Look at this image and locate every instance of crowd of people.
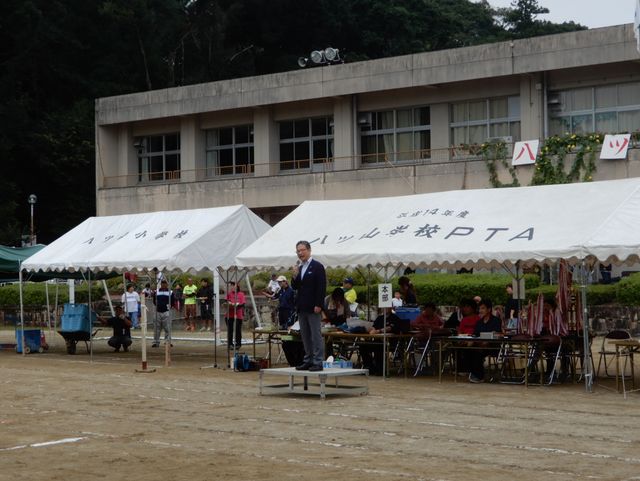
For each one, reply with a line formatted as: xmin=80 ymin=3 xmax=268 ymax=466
xmin=108 ymin=259 xmax=534 ymax=383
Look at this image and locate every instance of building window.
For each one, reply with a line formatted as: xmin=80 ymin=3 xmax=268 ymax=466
xmin=205 ymin=125 xmax=254 ymax=176
xmin=549 ymin=82 xmax=640 ymax=135
xmin=450 ymin=97 xmax=521 ymax=146
xmin=279 ymin=117 xmax=333 ymax=171
xmin=360 ymin=107 xmax=431 ymax=165
xmin=136 ymin=133 xmax=181 ymax=182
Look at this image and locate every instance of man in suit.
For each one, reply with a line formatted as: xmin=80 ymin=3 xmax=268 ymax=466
xmin=291 ymin=240 xmax=327 ymax=372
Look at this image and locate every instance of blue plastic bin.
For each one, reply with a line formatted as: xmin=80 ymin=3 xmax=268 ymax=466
xmin=395 ymin=307 xmax=421 ymax=321
xmin=60 ymin=303 xmax=97 ymax=333
xmin=16 ymin=329 xmax=41 ymax=354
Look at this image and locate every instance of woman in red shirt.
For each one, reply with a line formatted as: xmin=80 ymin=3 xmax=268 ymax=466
xmin=226 ymin=281 xmax=246 ymax=350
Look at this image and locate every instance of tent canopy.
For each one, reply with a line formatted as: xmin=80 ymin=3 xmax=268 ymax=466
xmin=235 ymin=177 xmax=640 ymax=270
xmin=0 ymin=244 xmax=45 ymax=281
xmin=22 ymin=205 xmax=270 ymax=275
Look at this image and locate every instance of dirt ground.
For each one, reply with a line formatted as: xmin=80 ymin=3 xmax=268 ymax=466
xmin=1 ymin=328 xmax=640 ymax=481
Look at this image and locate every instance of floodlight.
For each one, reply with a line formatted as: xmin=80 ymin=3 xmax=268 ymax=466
xmin=324 ymin=47 xmax=339 ymax=62
xmin=297 ymin=57 xmax=308 ymax=68
xmin=310 ymin=50 xmax=324 ymax=64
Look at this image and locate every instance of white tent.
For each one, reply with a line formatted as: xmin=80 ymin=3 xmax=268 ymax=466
xmin=235 ymin=177 xmax=640 ymax=270
xmin=22 ymin=205 xmax=270 ymax=274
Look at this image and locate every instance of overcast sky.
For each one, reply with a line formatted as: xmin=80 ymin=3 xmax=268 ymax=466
xmin=477 ymin=0 xmax=637 ymax=29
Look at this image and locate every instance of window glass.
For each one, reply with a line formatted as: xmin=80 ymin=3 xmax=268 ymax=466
xmin=490 ymin=122 xmax=509 ymax=138
xmin=280 ymin=121 xmax=294 ymax=140
xmin=509 ymin=121 xmax=521 ymax=142
xmin=468 ymin=125 xmax=486 ymax=144
xmin=165 ymin=153 xmax=180 ymax=173
xmin=618 ymin=110 xmax=640 ymax=132
xmin=206 ymin=130 xmax=219 ymax=148
xmin=396 ymin=109 xmax=412 ymax=128
xmin=468 ymin=101 xmax=486 ymax=121
xmin=508 ymin=96 xmax=521 ymax=118
xmin=618 ymin=82 xmax=640 ymax=105
xmin=451 ymin=103 xmax=466 ymax=123
xmin=219 ymin=128 xmax=233 ymax=146
xmin=294 ymin=141 xmax=309 ymax=161
xmin=396 ymin=132 xmax=413 ymax=161
xmin=149 ymin=136 xmax=163 ymax=153
xmin=595 ymin=112 xmax=617 ymax=132
xmin=451 ymin=126 xmax=467 ymax=145
xmin=313 ymin=139 xmax=327 ymax=160
xmin=415 ymin=131 xmax=430 ymax=152
xmin=571 ymin=114 xmax=592 ymax=134
xmin=294 ymin=119 xmax=309 ymax=138
xmin=378 ymin=111 xmax=394 ymax=130
xmin=206 ymin=151 xmax=217 ymax=176
xmin=150 ymin=156 xmax=164 ymax=181
xmin=235 ymin=125 xmax=249 ymax=144
xmin=235 ymin=147 xmax=250 ymax=173
xmin=311 ymin=118 xmax=327 ymax=136
xmin=595 ymin=85 xmax=617 ymax=109
xmin=572 ymin=88 xmax=592 ymax=111
xmin=165 ymin=134 xmax=179 ymax=151
xmin=549 ymin=117 xmax=569 ymax=136
xmin=490 ymin=98 xmax=508 ymax=119
xmin=414 ymin=107 xmax=430 ymax=126
xmin=280 ymin=143 xmax=294 ymax=168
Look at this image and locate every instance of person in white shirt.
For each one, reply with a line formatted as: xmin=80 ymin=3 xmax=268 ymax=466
xmin=391 ymin=291 xmax=403 ymax=312
xmin=262 ymin=273 xmax=281 ymax=298
xmin=121 ymin=284 xmax=141 ymax=329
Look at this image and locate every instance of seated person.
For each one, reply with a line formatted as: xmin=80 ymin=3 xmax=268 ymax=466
xmin=322 ymin=287 xmax=352 ymax=326
xmin=342 ymin=277 xmax=358 ymax=314
xmin=444 ymin=306 xmax=461 ymax=331
xmin=262 ymin=273 xmax=281 ymax=298
xmin=457 ymin=299 xmax=480 ymax=335
xmin=101 ymin=306 xmax=132 ymax=353
xmin=411 ymin=302 xmax=443 ymax=331
xmin=468 ymin=298 xmax=502 ymax=383
xmin=359 ymin=308 xmax=403 ymax=376
xmin=391 ymin=291 xmax=403 ymax=312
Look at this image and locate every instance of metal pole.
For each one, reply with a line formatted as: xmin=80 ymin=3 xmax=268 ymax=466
xmin=30 ymin=203 xmax=34 ymax=246
xmin=45 ymin=280 xmax=51 ymax=340
xmin=245 ymin=271 xmax=260 ymax=328
xmin=88 ymin=269 xmax=93 ymax=363
xmin=19 ymin=267 xmax=25 ymax=356
xmin=102 ymin=280 xmax=114 ymax=316
xmin=581 ymin=259 xmax=593 ymax=393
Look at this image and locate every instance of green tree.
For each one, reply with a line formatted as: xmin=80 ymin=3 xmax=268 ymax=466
xmin=496 ymin=0 xmax=586 ymax=38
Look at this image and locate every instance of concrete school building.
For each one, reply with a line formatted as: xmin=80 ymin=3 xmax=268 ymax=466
xmin=95 ymin=24 xmax=640 ymax=224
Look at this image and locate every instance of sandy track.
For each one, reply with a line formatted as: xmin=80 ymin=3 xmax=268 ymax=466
xmin=1 ymin=333 xmax=639 ymax=481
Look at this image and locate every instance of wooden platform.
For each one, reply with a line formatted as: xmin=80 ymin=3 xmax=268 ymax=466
xmin=258 ymin=367 xmax=369 ymax=400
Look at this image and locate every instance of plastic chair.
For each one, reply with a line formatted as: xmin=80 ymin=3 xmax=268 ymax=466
xmin=596 ymin=330 xmax=632 ymax=378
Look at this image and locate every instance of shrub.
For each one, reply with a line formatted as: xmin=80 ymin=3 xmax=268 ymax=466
xmin=0 ymin=282 xmax=104 ymax=307
xmin=616 ymin=273 xmax=640 ymax=306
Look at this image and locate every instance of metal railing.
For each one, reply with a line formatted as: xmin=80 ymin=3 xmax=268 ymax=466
xmin=100 ymin=145 xmax=491 ymax=189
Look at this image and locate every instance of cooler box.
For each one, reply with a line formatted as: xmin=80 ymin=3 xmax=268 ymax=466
xmin=16 ymin=329 xmax=42 ymax=354
xmin=395 ymin=307 xmax=421 ymax=321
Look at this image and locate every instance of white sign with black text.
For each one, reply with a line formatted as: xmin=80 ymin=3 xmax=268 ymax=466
xmin=378 ymin=283 xmax=393 ymax=308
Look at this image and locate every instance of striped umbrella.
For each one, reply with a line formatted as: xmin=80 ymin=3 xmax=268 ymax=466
xmin=533 ymin=292 xmax=545 ymax=335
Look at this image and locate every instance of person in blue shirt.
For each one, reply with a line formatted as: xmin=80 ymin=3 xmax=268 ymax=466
xmin=274 ymin=275 xmax=295 ymax=329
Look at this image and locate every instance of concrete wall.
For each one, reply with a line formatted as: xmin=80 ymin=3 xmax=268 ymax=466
xmin=96 ymin=148 xmax=640 ymax=216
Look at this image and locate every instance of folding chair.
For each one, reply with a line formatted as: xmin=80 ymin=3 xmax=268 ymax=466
xmin=596 ymin=330 xmax=631 ymax=378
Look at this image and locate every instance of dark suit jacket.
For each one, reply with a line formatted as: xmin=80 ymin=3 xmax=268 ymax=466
xmin=291 ymin=258 xmax=327 ymax=313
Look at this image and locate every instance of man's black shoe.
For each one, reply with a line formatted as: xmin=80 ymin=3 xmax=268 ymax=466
xmin=295 ymin=363 xmax=312 ymax=370
xmin=308 ymin=364 xmax=323 ymax=372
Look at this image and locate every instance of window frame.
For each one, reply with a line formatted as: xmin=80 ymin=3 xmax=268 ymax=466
xmin=204 ymin=124 xmax=255 ymax=177
xmin=359 ymin=106 xmax=431 ymax=166
xmin=136 ymin=133 xmax=181 ymax=183
xmin=278 ymin=117 xmax=334 ymax=171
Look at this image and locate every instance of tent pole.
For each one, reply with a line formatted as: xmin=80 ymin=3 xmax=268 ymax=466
xmin=580 ymin=259 xmax=593 ymax=393
xmin=19 ymin=266 xmax=25 ymax=356
xmin=102 ymin=280 xmax=114 ymax=316
xmin=45 ymin=280 xmax=51 ymax=340
xmin=88 ymin=269 xmax=93 ymax=363
xmin=383 ymin=267 xmax=389 ymax=380
xmin=245 ymin=271 xmax=260 ymax=328
xmin=54 ymin=282 xmax=59 ymax=331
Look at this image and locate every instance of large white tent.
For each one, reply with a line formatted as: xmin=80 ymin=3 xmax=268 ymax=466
xmin=235 ymin=177 xmax=640 ymax=270
xmin=236 ymin=177 xmax=640 ymax=392
xmin=22 ymin=205 xmax=270 ymax=275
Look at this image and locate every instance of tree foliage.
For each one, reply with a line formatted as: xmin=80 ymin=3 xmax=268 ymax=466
xmin=0 ymin=0 xmax=585 ymax=245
